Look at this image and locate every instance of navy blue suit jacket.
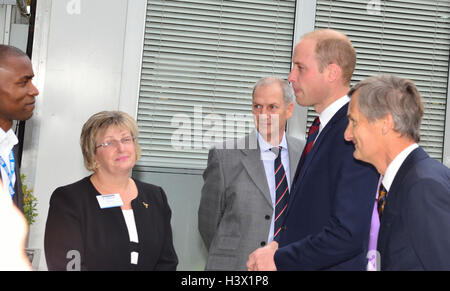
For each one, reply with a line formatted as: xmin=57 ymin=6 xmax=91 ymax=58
xmin=274 ymin=103 xmax=379 ymax=270
xmin=377 ymin=147 xmax=450 ymax=270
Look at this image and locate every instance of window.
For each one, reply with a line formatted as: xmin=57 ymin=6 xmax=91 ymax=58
xmin=136 ymin=0 xmax=296 ymax=172
xmin=310 ymin=0 xmax=450 ymax=161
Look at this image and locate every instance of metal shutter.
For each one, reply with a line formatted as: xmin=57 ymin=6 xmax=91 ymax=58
xmin=136 ymin=0 xmax=296 ymax=171
xmin=310 ymin=0 xmax=450 ymax=161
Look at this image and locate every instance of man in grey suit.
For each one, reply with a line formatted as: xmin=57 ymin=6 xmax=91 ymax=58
xmin=198 ymin=76 xmax=303 ymax=270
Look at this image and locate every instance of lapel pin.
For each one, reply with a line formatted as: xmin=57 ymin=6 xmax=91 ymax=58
xmin=142 ymin=202 xmax=149 ymax=208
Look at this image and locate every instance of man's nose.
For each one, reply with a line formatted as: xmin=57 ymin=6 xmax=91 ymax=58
xmin=287 ymin=70 xmax=294 ymax=83
xmin=344 ymin=124 xmax=353 ymax=142
xmin=29 ymin=82 xmax=39 ymax=97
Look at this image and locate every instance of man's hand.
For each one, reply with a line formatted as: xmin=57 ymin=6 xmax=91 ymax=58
xmin=247 ymin=241 xmax=278 ymax=271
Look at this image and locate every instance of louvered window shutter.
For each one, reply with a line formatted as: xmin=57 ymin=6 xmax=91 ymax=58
xmin=310 ymin=0 xmax=450 ymax=161
xmin=136 ymin=0 xmax=296 ymax=171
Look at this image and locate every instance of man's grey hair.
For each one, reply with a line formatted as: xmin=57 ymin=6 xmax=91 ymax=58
xmin=349 ymin=74 xmax=424 ymax=142
xmin=252 ymin=76 xmax=294 ymax=105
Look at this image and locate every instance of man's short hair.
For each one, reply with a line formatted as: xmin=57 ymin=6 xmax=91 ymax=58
xmin=252 ymin=76 xmax=294 ymax=105
xmin=349 ymin=74 xmax=424 ymax=142
xmin=0 ymin=45 xmax=28 ymax=67
xmin=302 ymin=29 xmax=356 ymax=85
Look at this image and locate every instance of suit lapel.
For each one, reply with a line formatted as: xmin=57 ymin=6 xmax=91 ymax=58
xmin=287 ymin=104 xmax=349 ymax=215
xmin=14 ymin=158 xmax=23 ymax=211
xmin=379 ymin=147 xmax=427 ymax=230
xmin=10 ymin=146 xmax=23 ymax=211
xmin=378 ymin=147 xmax=428 ymax=256
xmin=386 ymin=147 xmax=427 ymax=198
xmin=286 ymin=136 xmax=301 ymax=185
xmin=291 ymin=104 xmax=348 ymax=196
xmin=240 ymin=134 xmax=303 ymax=209
xmin=240 ymin=136 xmax=273 ymax=208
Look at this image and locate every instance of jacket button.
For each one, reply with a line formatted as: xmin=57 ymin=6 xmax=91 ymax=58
xmin=260 ymin=241 xmax=266 ymax=246
xmin=265 ymin=215 xmax=270 ymax=220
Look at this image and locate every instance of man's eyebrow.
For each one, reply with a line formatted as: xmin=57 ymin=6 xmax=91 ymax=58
xmin=17 ymin=74 xmax=34 ymax=81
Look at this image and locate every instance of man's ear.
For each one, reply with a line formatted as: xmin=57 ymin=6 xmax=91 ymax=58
xmin=286 ymin=101 xmax=294 ymax=119
xmin=381 ymin=114 xmax=395 ymax=135
xmin=325 ymin=63 xmax=342 ymax=83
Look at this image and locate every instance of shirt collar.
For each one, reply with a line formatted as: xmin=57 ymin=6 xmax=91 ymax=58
xmin=382 ymin=143 xmax=419 ymax=191
xmin=0 ymin=127 xmax=18 ymax=153
xmin=257 ymin=131 xmax=288 ymax=156
xmin=319 ymin=95 xmax=350 ymax=132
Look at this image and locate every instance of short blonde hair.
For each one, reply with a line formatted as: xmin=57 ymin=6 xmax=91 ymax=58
xmin=302 ymin=29 xmax=356 ymax=85
xmin=80 ymin=111 xmax=141 ymax=171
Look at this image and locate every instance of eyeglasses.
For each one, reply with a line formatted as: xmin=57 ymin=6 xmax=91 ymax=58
xmin=96 ymin=136 xmax=136 ymax=149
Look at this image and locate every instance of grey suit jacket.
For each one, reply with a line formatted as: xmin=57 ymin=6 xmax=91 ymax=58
xmin=198 ymin=132 xmax=303 ymax=270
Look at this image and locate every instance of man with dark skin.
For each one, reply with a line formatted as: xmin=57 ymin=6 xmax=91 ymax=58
xmin=0 ymin=45 xmax=39 ymax=210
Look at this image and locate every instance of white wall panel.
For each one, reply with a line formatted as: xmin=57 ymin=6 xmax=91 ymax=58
xmin=24 ymin=0 xmax=129 ymax=270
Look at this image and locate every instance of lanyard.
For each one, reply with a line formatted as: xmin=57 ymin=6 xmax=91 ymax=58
xmin=0 ymin=150 xmax=15 ymax=198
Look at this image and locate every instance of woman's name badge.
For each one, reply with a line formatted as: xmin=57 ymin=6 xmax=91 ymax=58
xmin=96 ymin=194 xmax=124 ymax=209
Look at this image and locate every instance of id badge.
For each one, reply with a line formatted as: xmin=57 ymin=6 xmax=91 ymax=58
xmin=96 ymin=194 xmax=124 ymax=209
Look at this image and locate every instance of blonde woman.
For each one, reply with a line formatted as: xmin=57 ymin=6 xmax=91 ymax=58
xmin=44 ymin=111 xmax=178 ymax=270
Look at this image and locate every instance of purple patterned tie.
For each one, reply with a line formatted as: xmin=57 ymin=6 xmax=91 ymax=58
xmin=377 ymin=184 xmax=387 ymax=218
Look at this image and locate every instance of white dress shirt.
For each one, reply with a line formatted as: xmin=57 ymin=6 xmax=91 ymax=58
xmin=122 ymin=209 xmax=139 ymax=264
xmin=0 ymin=128 xmax=18 ymax=201
xmin=257 ymin=131 xmax=290 ymax=243
xmin=318 ymin=95 xmax=351 ymax=137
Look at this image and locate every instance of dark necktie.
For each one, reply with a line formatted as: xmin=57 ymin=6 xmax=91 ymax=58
xmin=293 ymin=117 xmax=321 ymax=184
xmin=272 ymin=146 xmax=289 ymax=239
xmin=377 ymin=183 xmax=387 ymax=218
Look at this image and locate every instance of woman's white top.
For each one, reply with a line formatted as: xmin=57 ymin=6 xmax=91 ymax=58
xmin=122 ymin=209 xmax=139 ymax=265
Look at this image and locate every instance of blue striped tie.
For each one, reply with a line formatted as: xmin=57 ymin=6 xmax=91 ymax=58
xmin=272 ymin=146 xmax=289 ymax=239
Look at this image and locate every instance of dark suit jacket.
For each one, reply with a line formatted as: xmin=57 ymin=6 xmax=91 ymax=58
xmin=274 ymin=103 xmax=379 ymax=270
xmin=0 ymin=146 xmax=24 ymax=211
xmin=377 ymin=147 xmax=450 ymax=270
xmin=44 ymin=176 xmax=178 ymax=271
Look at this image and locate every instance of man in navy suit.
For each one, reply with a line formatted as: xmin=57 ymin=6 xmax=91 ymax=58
xmin=344 ymin=74 xmax=450 ymax=270
xmin=247 ymin=29 xmax=379 ymax=271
